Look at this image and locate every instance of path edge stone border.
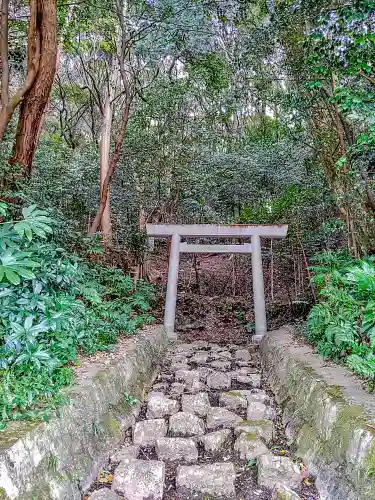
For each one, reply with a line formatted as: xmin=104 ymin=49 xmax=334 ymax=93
xmin=0 ymin=325 xmax=168 ymax=500
xmin=260 ymin=326 xmax=375 ymax=500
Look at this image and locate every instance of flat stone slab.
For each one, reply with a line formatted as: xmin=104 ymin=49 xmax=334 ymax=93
xmin=146 ymin=392 xmax=180 ymax=418
xmin=216 ymin=350 xmax=232 ymax=359
xmin=112 ymin=458 xmax=165 ymax=499
xmin=247 ymin=401 xmax=276 ymax=421
xmin=235 ymin=348 xmax=252 ymax=362
xmin=169 ymin=382 xmax=186 ymax=397
xmin=236 ymin=374 xmax=261 ymax=388
xmin=209 ymin=360 xmax=231 ymax=371
xmin=200 ymin=429 xmax=232 ymax=454
xmin=234 ymin=420 xmax=274 ymax=444
xmin=190 ymin=340 xmax=210 ymax=349
xmin=155 ymin=437 xmax=198 ymax=463
xmin=169 ymin=412 xmax=205 ymax=437
xmin=182 ymin=392 xmax=210 ymax=417
xmin=170 ymin=362 xmax=190 ymax=372
xmin=272 ymin=484 xmax=302 ymax=500
xmin=173 ymin=343 xmax=195 ymax=353
xmin=175 ymin=369 xmax=200 ymax=385
xmin=197 ymin=366 xmax=215 ymax=382
xmin=247 ymin=389 xmax=273 ymax=405
xmin=169 ymin=355 xmax=189 ymax=365
xmin=133 ymin=419 xmax=167 ymax=446
xmin=189 ymin=380 xmax=207 ymax=394
xmin=211 ymin=351 xmax=231 ymax=360
xmin=176 ymin=462 xmax=236 ymax=499
xmin=234 ymin=433 xmax=269 ymax=460
xmin=206 ymin=407 xmax=243 ymax=430
xmin=257 ymin=454 xmax=301 ymax=491
xmin=111 ymin=444 xmax=139 ymax=463
xmin=219 ymin=391 xmax=248 ymax=411
xmin=207 ymin=372 xmax=231 ymax=390
xmin=152 ymin=382 xmax=169 ymax=392
xmin=90 ymin=490 xmax=121 ymax=500
xmin=190 ymin=352 xmax=209 ymax=364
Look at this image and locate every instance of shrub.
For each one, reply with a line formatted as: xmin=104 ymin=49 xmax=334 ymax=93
xmin=0 ymin=203 xmax=153 ymax=427
xmin=305 ymin=250 xmax=375 ymax=385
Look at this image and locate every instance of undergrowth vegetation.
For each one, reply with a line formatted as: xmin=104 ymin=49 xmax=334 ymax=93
xmin=305 ymin=251 xmax=375 ymax=386
xmin=0 ymin=204 xmax=153 ymax=427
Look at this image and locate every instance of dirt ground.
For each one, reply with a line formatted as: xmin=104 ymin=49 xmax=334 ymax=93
xmin=149 ymin=249 xmax=311 ymax=344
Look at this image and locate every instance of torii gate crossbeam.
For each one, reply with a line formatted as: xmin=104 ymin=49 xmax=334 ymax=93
xmin=146 ymin=224 xmax=288 ymax=343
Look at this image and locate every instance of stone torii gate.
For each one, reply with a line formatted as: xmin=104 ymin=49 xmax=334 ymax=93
xmin=146 ymin=224 xmax=288 ymax=342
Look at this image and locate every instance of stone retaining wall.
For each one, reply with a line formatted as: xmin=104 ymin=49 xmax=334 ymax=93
xmin=260 ymin=326 xmax=375 ymax=500
xmin=0 ymin=326 xmax=168 ymax=500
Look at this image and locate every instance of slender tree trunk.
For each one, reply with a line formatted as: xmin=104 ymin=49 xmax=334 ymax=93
xmin=89 ymin=102 xmax=130 ymax=235
xmin=99 ymin=93 xmax=114 ymax=240
xmin=0 ymin=0 xmax=9 ymax=108
xmin=9 ymin=0 xmax=57 ymax=175
xmin=0 ymin=0 xmax=40 ymax=143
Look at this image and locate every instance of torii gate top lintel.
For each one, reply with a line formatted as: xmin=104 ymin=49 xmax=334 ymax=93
xmin=146 ymin=223 xmax=288 ymax=343
xmin=146 ymin=223 xmax=288 ymax=238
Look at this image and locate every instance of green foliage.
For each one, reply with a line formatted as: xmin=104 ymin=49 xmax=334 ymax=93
xmin=306 ymin=1 xmax=375 ymax=165
xmin=305 ymin=251 xmax=375 ymax=383
xmin=190 ymin=53 xmax=230 ymax=92
xmin=0 ymin=204 xmax=154 ymax=427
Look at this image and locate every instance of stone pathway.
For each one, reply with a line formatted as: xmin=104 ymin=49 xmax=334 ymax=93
xmin=88 ymin=341 xmax=318 ymax=500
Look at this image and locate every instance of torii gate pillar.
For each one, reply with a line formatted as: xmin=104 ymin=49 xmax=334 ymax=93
xmin=164 ymin=233 xmax=181 ymax=339
xmin=146 ymin=224 xmax=288 ymax=342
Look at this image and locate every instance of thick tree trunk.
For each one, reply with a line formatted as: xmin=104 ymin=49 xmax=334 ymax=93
xmin=9 ymin=0 xmax=57 ymax=175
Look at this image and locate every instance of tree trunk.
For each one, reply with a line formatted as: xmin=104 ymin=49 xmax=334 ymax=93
xmin=99 ymin=93 xmax=114 ymax=240
xmin=89 ymin=101 xmax=130 ymax=235
xmin=9 ymin=0 xmax=57 ymax=175
xmin=0 ymin=0 xmax=40 ymax=143
xmin=0 ymin=0 xmax=9 ymax=108
xmin=276 ymin=11 xmax=375 ymax=255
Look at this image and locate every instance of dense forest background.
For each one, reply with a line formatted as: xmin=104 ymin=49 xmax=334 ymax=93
xmin=0 ymin=0 xmax=375 ymax=424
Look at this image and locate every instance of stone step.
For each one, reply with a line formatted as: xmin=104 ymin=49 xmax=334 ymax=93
xmin=132 ymin=419 xmax=167 ymax=446
xmin=112 ymin=458 xmax=165 ymax=499
xmin=169 ymin=411 xmax=205 ymax=437
xmin=87 ymin=340 xmax=311 ymax=500
xmin=181 ymin=392 xmax=211 ymax=416
xmin=146 ymin=391 xmax=180 ymax=418
xmin=257 ymin=454 xmax=302 ymax=491
xmin=155 ymin=437 xmax=198 ymax=463
xmin=89 ymin=490 xmax=120 ymax=500
xmin=176 ymin=462 xmax=236 ymax=499
xmin=206 ymin=406 xmax=243 ymax=431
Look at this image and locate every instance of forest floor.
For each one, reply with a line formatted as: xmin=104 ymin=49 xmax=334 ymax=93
xmin=149 ymin=250 xmax=311 ymax=343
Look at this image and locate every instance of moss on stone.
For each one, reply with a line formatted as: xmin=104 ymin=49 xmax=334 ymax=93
xmin=225 ymin=392 xmax=243 ymax=398
xmin=0 ymin=488 xmax=10 ymax=500
xmin=0 ymin=421 xmax=40 ymax=451
xmin=100 ymin=412 xmax=121 ymax=437
xmin=274 ymin=491 xmax=289 ymax=500
xmin=244 ymin=433 xmax=258 ymax=440
xmin=326 ymin=385 xmax=344 ymax=400
xmin=239 ymin=419 xmax=272 ymax=427
xmin=94 ymin=370 xmax=107 ymax=380
xmin=332 ymin=404 xmax=366 ymax=459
